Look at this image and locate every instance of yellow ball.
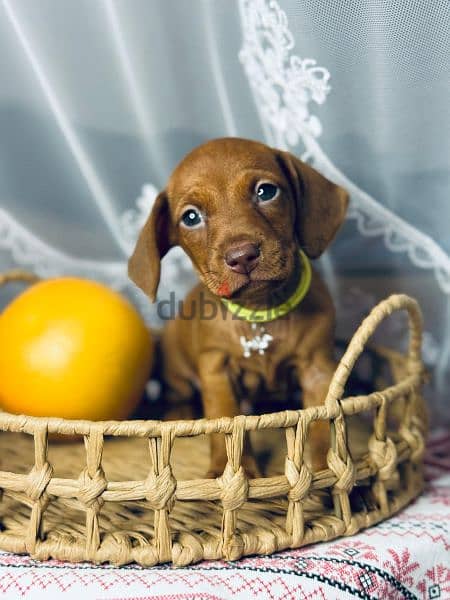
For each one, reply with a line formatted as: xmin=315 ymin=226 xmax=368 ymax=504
xmin=0 ymin=278 xmax=153 ymax=421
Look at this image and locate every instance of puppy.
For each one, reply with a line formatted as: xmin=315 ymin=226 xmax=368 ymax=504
xmin=129 ymin=138 xmax=348 ymax=477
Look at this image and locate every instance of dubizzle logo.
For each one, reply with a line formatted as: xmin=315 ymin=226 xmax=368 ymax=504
xmin=156 ymin=291 xmax=283 ymax=322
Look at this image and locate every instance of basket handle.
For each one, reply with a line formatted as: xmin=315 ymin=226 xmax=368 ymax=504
xmin=0 ymin=269 xmax=40 ymax=289
xmin=325 ymin=293 xmax=423 ymax=413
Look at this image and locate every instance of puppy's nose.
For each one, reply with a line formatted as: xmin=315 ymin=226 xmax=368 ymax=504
xmin=225 ymin=243 xmax=260 ymax=274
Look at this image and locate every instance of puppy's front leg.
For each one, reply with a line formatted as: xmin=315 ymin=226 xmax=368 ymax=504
xmin=199 ymin=351 xmax=258 ymax=478
xmin=297 ymin=350 xmax=337 ymax=472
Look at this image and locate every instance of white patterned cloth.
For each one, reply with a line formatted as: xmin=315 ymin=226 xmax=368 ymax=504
xmin=0 ymin=430 xmax=449 ymax=600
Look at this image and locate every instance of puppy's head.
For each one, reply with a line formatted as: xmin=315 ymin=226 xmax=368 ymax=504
xmin=129 ymin=138 xmax=348 ymax=302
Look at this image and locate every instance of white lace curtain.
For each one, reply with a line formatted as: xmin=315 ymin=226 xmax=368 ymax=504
xmin=1 ymin=0 xmax=449 ymax=422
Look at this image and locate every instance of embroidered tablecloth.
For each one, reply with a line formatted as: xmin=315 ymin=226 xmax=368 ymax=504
xmin=1 ymin=431 xmax=449 ymax=600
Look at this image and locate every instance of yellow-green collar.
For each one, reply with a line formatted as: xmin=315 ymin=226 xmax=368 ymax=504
xmin=221 ymin=250 xmax=312 ymax=323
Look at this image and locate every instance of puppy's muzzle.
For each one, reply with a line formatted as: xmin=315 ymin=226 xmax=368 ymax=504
xmin=225 ymin=242 xmax=260 ymax=275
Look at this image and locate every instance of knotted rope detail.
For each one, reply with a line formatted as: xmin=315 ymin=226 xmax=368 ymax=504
xmin=78 ymin=467 xmax=107 ymax=510
xmin=26 ymin=462 xmax=53 ymax=502
xmin=368 ymin=435 xmax=398 ymax=481
xmin=285 ymin=457 xmax=312 ymax=502
xmin=327 ymin=449 xmax=356 ymax=493
xmin=145 ymin=466 xmax=177 ymax=511
xmin=400 ymin=423 xmax=425 ymax=463
xmin=219 ymin=464 xmax=249 ymax=511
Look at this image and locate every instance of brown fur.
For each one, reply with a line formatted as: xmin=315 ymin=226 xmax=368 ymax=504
xmin=129 ymin=138 xmax=349 ymax=476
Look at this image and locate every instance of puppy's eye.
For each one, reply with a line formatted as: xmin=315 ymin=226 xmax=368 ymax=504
xmin=256 ymin=182 xmax=279 ymax=203
xmin=181 ymin=207 xmax=204 ymax=228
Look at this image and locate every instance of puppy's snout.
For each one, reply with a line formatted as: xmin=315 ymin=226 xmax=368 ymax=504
xmin=225 ymin=242 xmax=260 ymax=274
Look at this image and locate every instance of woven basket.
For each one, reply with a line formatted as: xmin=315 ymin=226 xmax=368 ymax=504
xmin=0 ymin=271 xmax=427 ymax=567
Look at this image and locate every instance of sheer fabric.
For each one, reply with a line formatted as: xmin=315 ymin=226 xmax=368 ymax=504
xmin=1 ymin=0 xmax=449 ymax=420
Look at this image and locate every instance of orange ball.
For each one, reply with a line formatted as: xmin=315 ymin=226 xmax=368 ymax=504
xmin=0 ymin=278 xmax=153 ymax=421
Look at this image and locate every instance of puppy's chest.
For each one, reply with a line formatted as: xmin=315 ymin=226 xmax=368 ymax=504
xmin=224 ymin=319 xmax=300 ymax=386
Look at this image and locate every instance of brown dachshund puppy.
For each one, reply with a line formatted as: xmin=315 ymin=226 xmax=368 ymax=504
xmin=129 ymin=138 xmax=348 ymax=477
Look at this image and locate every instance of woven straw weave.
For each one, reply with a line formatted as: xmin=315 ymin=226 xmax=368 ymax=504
xmin=0 ymin=271 xmax=427 ymax=567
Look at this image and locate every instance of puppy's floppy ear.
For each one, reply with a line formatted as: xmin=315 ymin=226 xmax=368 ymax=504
xmin=276 ymin=151 xmax=349 ymax=258
xmin=128 ymin=191 xmax=174 ymax=302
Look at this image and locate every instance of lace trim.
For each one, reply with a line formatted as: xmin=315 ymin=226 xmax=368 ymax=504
xmin=238 ymin=0 xmax=450 ymax=295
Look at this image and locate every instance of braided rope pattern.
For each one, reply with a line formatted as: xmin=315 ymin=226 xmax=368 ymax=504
xmin=0 ymin=272 xmax=428 ymax=566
